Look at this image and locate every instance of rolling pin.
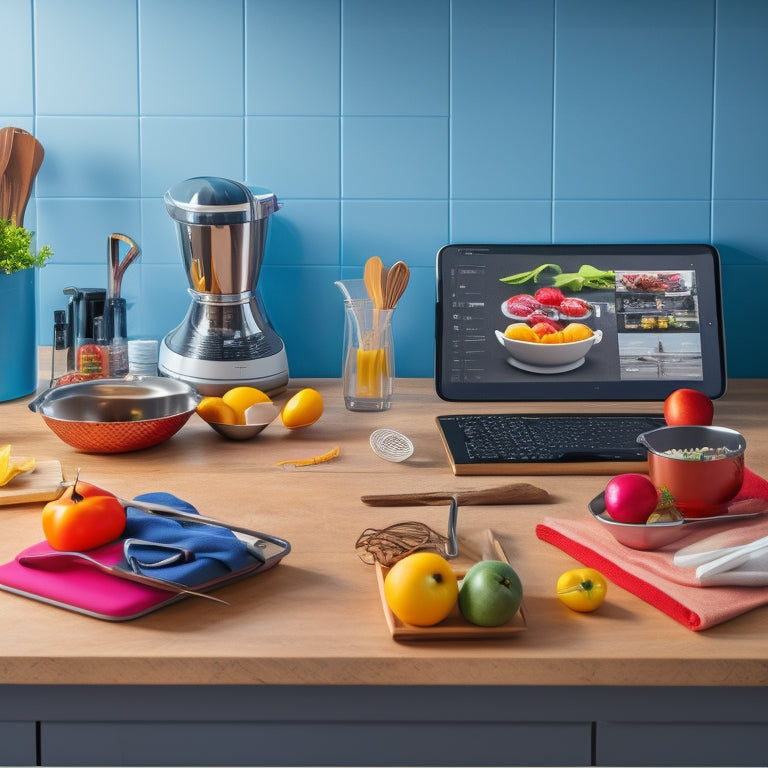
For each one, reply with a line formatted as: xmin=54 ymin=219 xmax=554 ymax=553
xmin=361 ymin=482 xmax=549 ymax=507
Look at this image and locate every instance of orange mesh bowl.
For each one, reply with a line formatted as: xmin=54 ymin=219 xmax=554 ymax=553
xmin=41 ymin=411 xmax=194 ymax=453
xmin=31 ymin=376 xmax=200 ymax=454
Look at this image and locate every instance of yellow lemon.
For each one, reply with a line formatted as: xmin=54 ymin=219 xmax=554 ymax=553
xmin=222 ymin=386 xmax=272 ymax=424
xmin=504 ymin=323 xmax=539 ymax=343
xmin=280 ymin=388 xmax=324 ymax=429
xmin=196 ymin=396 xmax=237 ymax=425
xmin=561 ymin=323 xmax=594 ymax=343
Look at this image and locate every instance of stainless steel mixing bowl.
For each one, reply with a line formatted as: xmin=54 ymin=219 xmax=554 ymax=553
xmin=30 ymin=376 xmax=200 ymax=453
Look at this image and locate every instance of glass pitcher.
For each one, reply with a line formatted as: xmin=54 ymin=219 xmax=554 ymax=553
xmin=336 ymin=280 xmax=394 ymax=411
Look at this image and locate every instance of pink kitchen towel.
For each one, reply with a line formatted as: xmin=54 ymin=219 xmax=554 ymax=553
xmin=536 ymin=468 xmax=768 ymax=630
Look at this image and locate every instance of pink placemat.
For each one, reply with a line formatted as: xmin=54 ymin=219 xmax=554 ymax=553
xmin=536 ymin=468 xmax=768 ymax=630
xmin=0 ymin=539 xmax=178 ymax=620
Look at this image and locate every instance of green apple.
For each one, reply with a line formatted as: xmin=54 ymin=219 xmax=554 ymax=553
xmin=458 ymin=560 xmax=523 ymax=627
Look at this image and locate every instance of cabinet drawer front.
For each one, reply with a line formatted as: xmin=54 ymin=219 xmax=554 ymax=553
xmin=597 ymin=722 xmax=768 ymax=766
xmin=42 ymin=721 xmax=591 ymax=766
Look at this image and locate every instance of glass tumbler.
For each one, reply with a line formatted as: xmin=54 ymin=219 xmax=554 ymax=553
xmin=341 ymin=298 xmax=394 ymax=411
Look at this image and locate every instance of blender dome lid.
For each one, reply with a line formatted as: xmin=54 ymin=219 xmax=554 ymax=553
xmin=164 ymin=177 xmax=278 ymax=225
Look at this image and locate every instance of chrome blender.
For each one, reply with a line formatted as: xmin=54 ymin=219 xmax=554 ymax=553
xmin=158 ymin=177 xmax=289 ymax=395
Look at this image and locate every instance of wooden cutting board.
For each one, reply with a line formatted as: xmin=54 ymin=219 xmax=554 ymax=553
xmin=0 ymin=460 xmax=64 ymax=506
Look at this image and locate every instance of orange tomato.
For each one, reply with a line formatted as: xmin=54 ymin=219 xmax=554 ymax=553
xmin=42 ymin=480 xmax=125 ymax=551
xmin=280 ymin=388 xmax=324 ymax=429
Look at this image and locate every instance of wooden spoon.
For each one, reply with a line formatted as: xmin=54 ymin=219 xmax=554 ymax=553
xmin=383 ymin=260 xmax=410 ymax=309
xmin=363 ymin=255 xmax=385 ymax=309
xmin=0 ymin=128 xmax=44 ymax=226
xmin=0 ymin=127 xmax=17 ymax=220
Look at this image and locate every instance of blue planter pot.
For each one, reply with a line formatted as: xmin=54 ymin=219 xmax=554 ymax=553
xmin=0 ymin=269 xmax=37 ymax=402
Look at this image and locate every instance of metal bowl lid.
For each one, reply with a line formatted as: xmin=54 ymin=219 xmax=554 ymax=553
xmin=164 ymin=177 xmax=278 ymax=225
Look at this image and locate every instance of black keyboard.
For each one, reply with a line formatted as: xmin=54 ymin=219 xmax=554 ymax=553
xmin=438 ymin=413 xmax=666 ymax=464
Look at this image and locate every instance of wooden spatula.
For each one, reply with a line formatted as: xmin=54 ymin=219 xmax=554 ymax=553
xmin=0 ymin=127 xmax=44 ymax=226
xmin=361 ymin=482 xmax=550 ymax=506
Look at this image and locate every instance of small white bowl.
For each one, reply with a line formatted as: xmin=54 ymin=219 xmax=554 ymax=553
xmin=495 ymin=329 xmax=602 ymax=367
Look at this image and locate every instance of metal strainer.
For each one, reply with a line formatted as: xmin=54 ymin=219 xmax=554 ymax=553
xmin=369 ymin=429 xmax=414 ymax=462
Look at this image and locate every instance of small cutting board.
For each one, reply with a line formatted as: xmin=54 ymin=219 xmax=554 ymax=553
xmin=0 ymin=460 xmax=64 ymax=506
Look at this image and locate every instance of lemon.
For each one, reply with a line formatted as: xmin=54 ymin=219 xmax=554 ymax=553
xmin=222 ymin=386 xmax=272 ymax=424
xmin=196 ymin=396 xmax=237 ymax=425
xmin=280 ymin=388 xmax=324 ymax=429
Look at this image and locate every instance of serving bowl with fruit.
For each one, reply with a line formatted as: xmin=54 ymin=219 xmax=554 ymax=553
xmin=495 ymin=322 xmax=602 ymax=370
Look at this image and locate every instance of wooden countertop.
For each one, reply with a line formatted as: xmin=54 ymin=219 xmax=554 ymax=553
xmin=1 ymin=369 xmax=768 ymax=687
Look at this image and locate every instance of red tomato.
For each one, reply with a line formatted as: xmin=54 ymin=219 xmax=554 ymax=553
xmin=604 ymin=473 xmax=659 ymax=524
xmin=533 ymin=287 xmax=565 ymax=307
xmin=42 ymin=481 xmax=125 ymax=551
xmin=663 ymin=388 xmax=714 ymax=426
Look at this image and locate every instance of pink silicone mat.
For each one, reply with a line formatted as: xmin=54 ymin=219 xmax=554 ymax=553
xmin=0 ymin=540 xmax=180 ymax=620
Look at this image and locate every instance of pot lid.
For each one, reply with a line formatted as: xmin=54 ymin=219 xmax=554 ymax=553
xmin=164 ymin=177 xmax=278 ymax=225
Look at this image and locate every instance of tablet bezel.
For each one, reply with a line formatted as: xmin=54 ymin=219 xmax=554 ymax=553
xmin=435 ymin=243 xmax=727 ymax=402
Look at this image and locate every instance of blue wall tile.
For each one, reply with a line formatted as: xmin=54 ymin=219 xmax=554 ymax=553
xmin=342 ymin=117 xmax=449 ymax=199
xmin=451 ymin=201 xmax=552 ymax=244
xmin=35 ymin=0 xmax=137 ymax=115
xmin=140 ymin=117 xmax=244 ymax=196
xmin=139 ymin=0 xmax=244 ymax=116
xmin=451 ymin=0 xmax=554 ymax=199
xmin=554 ymin=201 xmax=712 ymax=243
xmin=555 ymin=0 xmax=715 ymax=200
xmin=35 ymin=117 xmax=139 ymax=197
xmin=341 ymin=201 xmax=448 ymax=269
xmin=713 ymin=0 xmax=768 ymax=199
xmin=342 ymin=0 xmax=449 ymax=116
xmin=15 ymin=0 xmax=768 ymax=380
xmin=246 ymin=0 xmax=340 ymax=116
xmin=268 ymin=200 xmax=340 ymax=267
xmin=2 ymin=0 xmax=34 ymax=115
xmin=246 ymin=117 xmax=339 ymax=198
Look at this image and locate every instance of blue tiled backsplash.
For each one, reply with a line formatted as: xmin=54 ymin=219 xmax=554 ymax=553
xmin=4 ymin=0 xmax=767 ymax=379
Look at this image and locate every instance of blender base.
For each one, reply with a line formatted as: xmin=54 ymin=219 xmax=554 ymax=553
xmin=158 ymin=338 xmax=289 ymax=397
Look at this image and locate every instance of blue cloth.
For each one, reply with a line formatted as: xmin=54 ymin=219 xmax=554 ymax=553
xmin=122 ymin=492 xmax=259 ymax=586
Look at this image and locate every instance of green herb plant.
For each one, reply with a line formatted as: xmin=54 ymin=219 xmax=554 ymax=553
xmin=500 ymin=263 xmax=615 ymax=291
xmin=0 ymin=217 xmax=54 ymax=275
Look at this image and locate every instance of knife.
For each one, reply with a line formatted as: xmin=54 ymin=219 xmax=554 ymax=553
xmin=361 ymin=482 xmax=550 ymax=507
xmin=18 ymin=551 xmax=230 ymax=604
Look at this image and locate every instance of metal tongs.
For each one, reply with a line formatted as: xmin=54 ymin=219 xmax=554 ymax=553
xmin=361 ymin=483 xmax=550 ymax=558
xmin=108 ymin=233 xmax=141 ymax=299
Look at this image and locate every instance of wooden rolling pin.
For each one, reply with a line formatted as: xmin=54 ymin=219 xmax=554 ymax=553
xmin=361 ymin=482 xmax=549 ymax=507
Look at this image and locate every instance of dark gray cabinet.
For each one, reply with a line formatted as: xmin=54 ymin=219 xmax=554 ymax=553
xmin=3 ymin=685 xmax=768 ymax=767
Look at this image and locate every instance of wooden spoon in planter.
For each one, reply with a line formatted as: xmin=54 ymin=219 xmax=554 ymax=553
xmin=0 ymin=127 xmax=17 ymax=220
xmin=0 ymin=128 xmax=44 ymax=226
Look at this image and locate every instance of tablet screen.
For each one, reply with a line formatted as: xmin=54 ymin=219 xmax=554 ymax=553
xmin=436 ymin=244 xmax=726 ymax=402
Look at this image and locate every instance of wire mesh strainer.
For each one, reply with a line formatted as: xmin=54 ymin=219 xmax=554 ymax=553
xmin=369 ymin=429 xmax=414 ymax=462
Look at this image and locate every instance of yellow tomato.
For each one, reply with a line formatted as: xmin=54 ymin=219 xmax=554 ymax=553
xmin=384 ymin=552 xmax=458 ymax=627
xmin=556 ymin=568 xmax=607 ymax=613
xmin=196 ymin=396 xmax=237 ymax=425
xmin=280 ymin=388 xmax=324 ymax=429
xmin=222 ymin=386 xmax=272 ymax=424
